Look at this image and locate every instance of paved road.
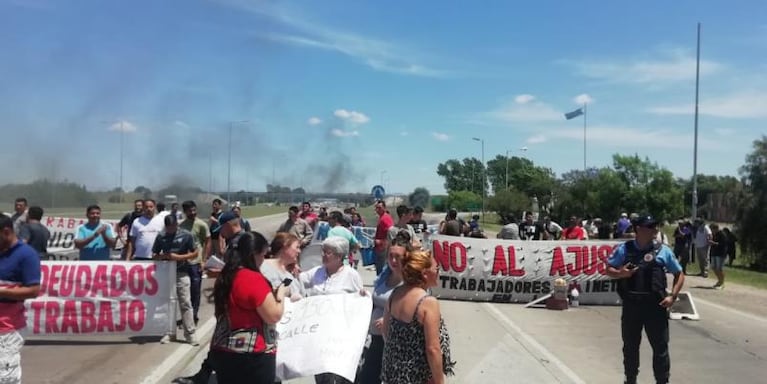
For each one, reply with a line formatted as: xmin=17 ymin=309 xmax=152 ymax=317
xmin=24 ymin=213 xmax=767 ymax=384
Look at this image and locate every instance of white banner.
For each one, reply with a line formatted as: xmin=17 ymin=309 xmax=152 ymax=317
xmin=426 ymin=235 xmax=623 ymax=305
xmin=276 ymin=293 xmax=372 ymax=382
xmin=25 ymin=261 xmax=175 ymax=337
xmin=41 ymin=216 xmax=123 ymax=258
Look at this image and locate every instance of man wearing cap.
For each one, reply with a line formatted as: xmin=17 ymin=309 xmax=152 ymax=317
xmin=606 ymin=215 xmax=685 ymax=384
xmin=153 ymin=215 xmax=199 ymax=345
xmin=615 ymin=213 xmax=631 ymax=239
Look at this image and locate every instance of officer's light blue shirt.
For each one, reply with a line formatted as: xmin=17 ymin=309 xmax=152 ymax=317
xmin=607 ymin=240 xmax=683 ymax=274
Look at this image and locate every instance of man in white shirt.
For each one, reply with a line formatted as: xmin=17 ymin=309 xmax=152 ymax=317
xmin=127 ymin=199 xmax=165 ymax=260
xmin=693 ymin=219 xmax=712 ymax=278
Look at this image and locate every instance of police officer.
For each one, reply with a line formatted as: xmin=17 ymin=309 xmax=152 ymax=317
xmin=606 ymin=215 xmax=685 ymax=384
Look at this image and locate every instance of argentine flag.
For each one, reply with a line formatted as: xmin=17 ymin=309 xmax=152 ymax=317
xmin=564 ymin=108 xmax=584 ymax=120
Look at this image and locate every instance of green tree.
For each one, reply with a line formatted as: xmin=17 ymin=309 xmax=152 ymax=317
xmin=436 ymin=157 xmax=485 ymax=194
xmin=736 ymin=136 xmax=767 ymax=270
xmin=556 ymin=167 xmax=625 ymax=220
xmin=133 ymin=186 xmax=152 ymax=199
xmin=408 ymin=187 xmax=431 ymax=208
xmin=612 ymin=154 xmax=683 ymax=220
xmin=446 ymin=190 xmax=481 ymax=211
xmin=487 ymin=188 xmax=530 ymax=223
xmin=486 ymin=154 xmax=557 ymax=207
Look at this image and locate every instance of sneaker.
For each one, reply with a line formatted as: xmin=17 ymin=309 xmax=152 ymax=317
xmin=202 ymin=273 xmax=208 ymax=279
xmin=186 ymin=334 xmax=200 ymax=346
xmin=712 ymin=282 xmax=721 ymax=288
xmin=160 ymin=335 xmax=171 ymax=344
xmin=715 ymin=283 xmax=725 ymax=290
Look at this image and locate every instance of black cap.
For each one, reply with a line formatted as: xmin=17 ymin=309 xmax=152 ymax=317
xmin=632 ymin=214 xmax=659 ymax=228
xmin=218 ymin=211 xmax=237 ymax=226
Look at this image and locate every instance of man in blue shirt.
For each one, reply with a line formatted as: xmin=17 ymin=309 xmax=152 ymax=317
xmin=0 ymin=214 xmax=41 ymax=383
xmin=74 ymin=205 xmax=117 ymax=261
xmin=607 ymin=215 xmax=685 ymax=384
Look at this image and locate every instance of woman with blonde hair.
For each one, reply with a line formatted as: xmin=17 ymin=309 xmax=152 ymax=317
xmin=260 ymin=232 xmax=305 ymax=301
xmin=381 ymin=249 xmax=455 ymax=384
xmin=356 ymin=231 xmax=411 ymax=383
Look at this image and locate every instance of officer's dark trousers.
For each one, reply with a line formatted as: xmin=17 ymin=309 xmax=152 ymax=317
xmin=621 ymin=297 xmax=670 ymax=383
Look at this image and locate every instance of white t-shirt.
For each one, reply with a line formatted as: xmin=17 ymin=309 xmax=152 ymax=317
xmin=693 ymin=225 xmax=711 ymax=248
xmin=130 ymin=215 xmax=165 ymax=259
xmin=299 ymin=265 xmax=363 ymax=297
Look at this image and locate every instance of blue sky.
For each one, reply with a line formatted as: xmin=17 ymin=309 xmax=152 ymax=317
xmin=1 ymin=0 xmax=765 ymax=195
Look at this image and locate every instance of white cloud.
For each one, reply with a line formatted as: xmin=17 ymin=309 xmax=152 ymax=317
xmin=107 ymin=120 xmax=137 ymax=133
xmin=488 ymin=98 xmax=562 ymax=123
xmin=432 ymin=132 xmax=450 ymax=141
xmin=568 ymin=49 xmax=723 ymax=84
xmin=526 ymin=134 xmax=547 ymax=144
xmin=573 ymin=94 xmax=594 ymax=105
xmin=235 ymin=2 xmax=450 ymax=78
xmin=174 ymin=120 xmax=190 ymax=129
xmin=334 ymin=109 xmax=370 ymax=124
xmin=307 ymin=117 xmax=322 ymax=125
xmin=648 ymin=91 xmax=767 ymax=118
xmin=546 ymin=125 xmax=721 ymax=150
xmin=330 ymin=129 xmax=359 ymax=137
xmin=514 ymin=94 xmax=536 ymax=104
xmin=714 ymin=128 xmax=735 ymax=136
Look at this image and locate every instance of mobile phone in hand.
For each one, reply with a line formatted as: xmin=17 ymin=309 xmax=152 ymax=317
xmin=625 ymin=263 xmax=637 ymax=270
xmin=282 ymin=278 xmax=293 ymax=287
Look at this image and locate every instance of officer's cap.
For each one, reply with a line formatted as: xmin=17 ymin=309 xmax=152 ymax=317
xmin=632 ymin=214 xmax=659 ymax=228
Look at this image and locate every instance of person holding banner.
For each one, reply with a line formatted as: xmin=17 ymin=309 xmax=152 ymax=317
xmin=382 ymin=249 xmax=455 ymax=384
xmin=210 ymin=231 xmax=288 ymax=384
xmin=357 ymin=231 xmax=410 ymax=384
xmin=74 ymin=205 xmax=117 ymax=261
xmin=300 ymin=236 xmax=364 ymax=384
xmin=0 ymin=214 xmax=41 ymax=383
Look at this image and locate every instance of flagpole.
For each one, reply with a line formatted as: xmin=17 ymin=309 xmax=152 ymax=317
xmin=691 ymin=22 xmax=701 ymax=221
xmin=583 ymin=103 xmax=587 ymax=171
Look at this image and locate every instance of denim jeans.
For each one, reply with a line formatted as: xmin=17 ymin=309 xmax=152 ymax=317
xmin=188 ymin=264 xmax=202 ymax=323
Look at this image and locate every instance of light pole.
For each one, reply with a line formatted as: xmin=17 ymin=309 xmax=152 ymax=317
xmin=380 ymin=170 xmax=387 ymax=187
xmin=228 ymin=120 xmax=250 ymax=205
xmin=506 ymin=146 xmax=529 ymax=190
xmin=103 ymin=120 xmax=126 ymax=203
xmin=472 ymin=137 xmax=485 ymax=222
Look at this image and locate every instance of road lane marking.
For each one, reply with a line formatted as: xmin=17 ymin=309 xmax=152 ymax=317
xmin=482 ymin=303 xmax=586 ymax=384
xmin=139 ymin=316 xmax=217 ymax=384
xmin=693 ymin=297 xmax=767 ymax=326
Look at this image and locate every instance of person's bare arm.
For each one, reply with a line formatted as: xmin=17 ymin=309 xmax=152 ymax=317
xmin=257 ymin=284 xmax=288 ymax=324
xmin=660 ymin=272 xmax=685 ymax=308
xmin=0 ymin=285 xmax=40 ymax=300
xmin=420 ymin=297 xmax=445 ymax=384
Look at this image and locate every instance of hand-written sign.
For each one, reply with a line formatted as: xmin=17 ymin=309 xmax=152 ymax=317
xmin=427 ymin=235 xmax=623 ymax=305
xmin=275 ymin=293 xmax=372 ymax=382
xmin=25 ymin=261 xmax=174 ymax=337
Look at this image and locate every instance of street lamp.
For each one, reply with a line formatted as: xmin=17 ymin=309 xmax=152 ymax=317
xmin=472 ymin=137 xmax=485 ymax=222
xmin=228 ymin=120 xmax=250 ymax=205
xmin=506 ymin=146 xmax=529 ymax=190
xmin=103 ymin=120 xmax=126 ymax=203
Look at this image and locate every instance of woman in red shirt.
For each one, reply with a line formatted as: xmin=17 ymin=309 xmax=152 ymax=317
xmin=210 ymin=231 xmax=289 ymax=384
